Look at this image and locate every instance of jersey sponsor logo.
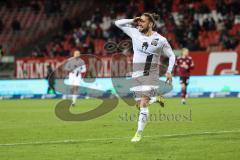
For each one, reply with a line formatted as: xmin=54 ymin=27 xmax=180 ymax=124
xmin=142 ymin=42 xmax=148 ymax=51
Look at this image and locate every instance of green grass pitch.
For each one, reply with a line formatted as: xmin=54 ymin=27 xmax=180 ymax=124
xmin=0 ymin=98 xmax=240 ymax=160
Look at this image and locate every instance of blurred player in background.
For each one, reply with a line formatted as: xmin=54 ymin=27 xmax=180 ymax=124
xmin=175 ymin=48 xmax=194 ymax=104
xmin=64 ymin=50 xmax=86 ymax=106
xmin=115 ymin=13 xmax=175 ymax=142
xmin=0 ymin=45 xmax=4 ymax=58
xmin=46 ymin=64 xmax=56 ymax=94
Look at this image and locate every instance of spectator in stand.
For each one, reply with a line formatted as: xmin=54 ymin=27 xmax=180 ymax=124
xmin=187 ymin=39 xmax=201 ymax=51
xmin=174 ymin=23 xmax=187 ymax=48
xmin=0 ymin=23 xmax=3 ymax=35
xmin=95 ymin=24 xmax=103 ymax=39
xmin=203 ymin=18 xmax=210 ymax=31
xmin=224 ymin=12 xmax=235 ymax=30
xmin=44 ymin=0 xmax=51 ymax=17
xmin=36 ymin=0 xmax=240 ymax=56
xmin=219 ymin=30 xmax=238 ymax=50
xmin=0 ymin=45 xmax=4 ymax=57
xmin=87 ymin=39 xmax=95 ymax=54
xmin=72 ymin=28 xmax=81 ymax=45
xmin=11 ymin=19 xmax=21 ymax=33
xmin=31 ymin=0 xmax=41 ymax=14
xmin=63 ymin=18 xmax=73 ymax=34
xmin=197 ymin=2 xmax=210 ymax=14
xmin=231 ymin=0 xmax=240 ymax=14
xmin=52 ymin=0 xmax=62 ymax=15
xmin=44 ymin=0 xmax=62 ymax=17
xmin=190 ymin=20 xmax=200 ymax=38
xmin=31 ymin=49 xmax=39 ymax=57
xmin=216 ymin=19 xmax=225 ymax=31
xmin=0 ymin=18 xmax=3 ymax=34
xmin=100 ymin=14 xmax=112 ymax=39
xmin=208 ymin=17 xmax=216 ymax=31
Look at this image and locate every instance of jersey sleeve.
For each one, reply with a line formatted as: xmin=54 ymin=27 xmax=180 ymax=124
xmin=173 ymin=57 xmax=180 ymax=74
xmin=114 ymin=19 xmax=136 ymax=38
xmin=161 ymin=40 xmax=176 ymax=73
xmin=188 ymin=57 xmax=194 ymax=70
xmin=63 ymin=59 xmax=73 ymax=71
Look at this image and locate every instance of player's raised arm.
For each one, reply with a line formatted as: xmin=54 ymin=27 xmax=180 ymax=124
xmin=63 ymin=58 xmax=73 ymax=72
xmin=114 ymin=18 xmax=137 ymax=38
xmin=114 ymin=19 xmax=133 ymax=27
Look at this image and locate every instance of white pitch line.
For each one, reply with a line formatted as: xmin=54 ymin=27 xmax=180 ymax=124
xmin=0 ymin=129 xmax=239 ymax=147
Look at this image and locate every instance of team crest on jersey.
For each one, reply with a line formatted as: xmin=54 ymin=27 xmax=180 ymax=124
xmin=151 ymin=38 xmax=159 ymax=46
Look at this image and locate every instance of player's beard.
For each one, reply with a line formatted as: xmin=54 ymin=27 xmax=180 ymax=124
xmin=138 ymin=26 xmax=149 ymax=34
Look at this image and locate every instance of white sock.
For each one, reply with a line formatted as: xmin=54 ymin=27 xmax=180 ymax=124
xmin=72 ymin=95 xmax=78 ymax=104
xmin=137 ymin=107 xmax=149 ymax=133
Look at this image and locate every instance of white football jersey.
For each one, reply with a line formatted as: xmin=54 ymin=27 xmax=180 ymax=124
xmin=64 ymin=57 xmax=86 ymax=78
xmin=115 ymin=19 xmax=175 ymax=78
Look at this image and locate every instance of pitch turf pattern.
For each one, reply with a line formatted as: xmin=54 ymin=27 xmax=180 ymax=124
xmin=0 ymin=98 xmax=240 ymax=160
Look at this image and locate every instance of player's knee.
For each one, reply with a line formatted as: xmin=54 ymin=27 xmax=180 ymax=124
xmin=182 ymin=84 xmax=186 ymax=89
xmin=140 ymin=95 xmax=150 ymax=107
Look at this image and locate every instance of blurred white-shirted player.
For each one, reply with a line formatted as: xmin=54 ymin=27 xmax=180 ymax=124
xmin=65 ymin=50 xmax=86 ymax=106
xmin=115 ymin=13 xmax=175 ymax=142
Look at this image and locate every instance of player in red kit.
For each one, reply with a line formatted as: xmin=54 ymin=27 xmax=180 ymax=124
xmin=175 ymin=48 xmax=194 ymax=104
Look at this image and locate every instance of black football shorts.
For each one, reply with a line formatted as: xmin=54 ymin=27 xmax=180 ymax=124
xmin=180 ymin=76 xmax=189 ymax=85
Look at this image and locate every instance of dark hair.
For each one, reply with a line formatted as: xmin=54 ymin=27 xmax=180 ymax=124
xmin=142 ymin=12 xmax=160 ymax=30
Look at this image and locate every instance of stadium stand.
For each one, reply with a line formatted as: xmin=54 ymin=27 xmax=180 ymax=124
xmin=36 ymin=0 xmax=239 ymax=57
xmin=0 ymin=0 xmax=90 ymax=55
xmin=0 ymin=0 xmax=239 ymax=56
